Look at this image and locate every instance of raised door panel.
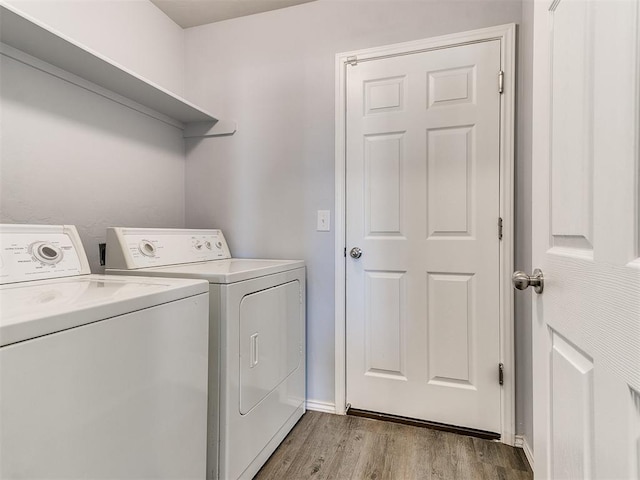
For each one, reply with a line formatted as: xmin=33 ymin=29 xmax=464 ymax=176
xmin=365 ymin=76 xmax=406 ymax=115
xmin=550 ymin=0 xmax=593 ymax=254
xmin=427 ymin=66 xmax=475 ymax=108
xmin=426 ymin=126 xmax=474 ymax=238
xmin=550 ymin=332 xmax=594 ymax=479
xmin=364 ymin=271 xmax=406 ymax=379
xmin=426 ymin=273 xmax=475 ymax=388
xmin=364 ymin=133 xmax=405 ymax=237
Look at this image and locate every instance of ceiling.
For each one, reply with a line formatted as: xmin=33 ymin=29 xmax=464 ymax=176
xmin=150 ymin=0 xmax=317 ymax=28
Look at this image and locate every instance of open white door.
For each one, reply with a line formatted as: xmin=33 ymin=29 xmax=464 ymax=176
xmin=530 ymin=0 xmax=640 ymax=478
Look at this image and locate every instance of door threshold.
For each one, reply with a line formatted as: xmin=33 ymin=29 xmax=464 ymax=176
xmin=346 ymin=407 xmax=501 ymax=441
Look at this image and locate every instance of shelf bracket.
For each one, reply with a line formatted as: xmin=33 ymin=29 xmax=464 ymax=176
xmin=183 ymin=120 xmax=238 ymax=138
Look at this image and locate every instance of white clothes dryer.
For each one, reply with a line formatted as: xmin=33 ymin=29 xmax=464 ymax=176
xmin=105 ymin=227 xmax=306 ymax=480
xmin=0 ymin=224 xmax=210 ymax=479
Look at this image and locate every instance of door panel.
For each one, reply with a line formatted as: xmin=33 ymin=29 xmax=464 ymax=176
xmin=531 ymin=0 xmax=640 ymax=477
xmin=364 ymin=133 xmax=404 ymax=236
xmin=427 ymin=272 xmax=475 ymax=387
xmin=364 ymin=271 xmax=406 ymax=378
xmin=346 ymin=40 xmax=502 ymax=433
xmin=427 ymin=126 xmax=474 ymax=237
xmin=550 ymin=0 xmax=594 ymax=252
xmin=550 ymin=332 xmax=594 ymax=480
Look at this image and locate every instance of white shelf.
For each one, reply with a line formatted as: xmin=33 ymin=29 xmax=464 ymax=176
xmin=0 ymin=4 xmax=236 ymax=136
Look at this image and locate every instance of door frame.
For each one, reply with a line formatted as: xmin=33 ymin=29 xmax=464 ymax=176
xmin=333 ymin=23 xmax=517 ymax=444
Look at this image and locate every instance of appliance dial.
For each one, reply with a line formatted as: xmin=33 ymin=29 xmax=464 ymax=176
xmin=32 ymin=242 xmax=63 ymax=265
xmin=205 ymin=241 xmax=212 ymax=250
xmin=194 ymin=241 xmax=204 ymax=251
xmin=138 ymin=240 xmax=156 ymax=257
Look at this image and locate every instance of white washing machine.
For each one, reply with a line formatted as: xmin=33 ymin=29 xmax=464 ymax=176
xmin=0 ymin=224 xmax=210 ymax=479
xmin=105 ymin=227 xmax=306 ymax=480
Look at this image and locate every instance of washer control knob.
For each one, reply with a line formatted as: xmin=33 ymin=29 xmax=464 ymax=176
xmin=194 ymin=242 xmax=204 ymax=250
xmin=138 ymin=240 xmax=156 ymax=257
xmin=32 ymin=242 xmax=63 ymax=265
xmin=205 ymin=241 xmax=212 ymax=250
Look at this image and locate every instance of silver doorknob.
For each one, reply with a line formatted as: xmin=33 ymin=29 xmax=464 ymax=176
xmin=512 ymin=269 xmax=544 ymax=294
xmin=349 ymin=247 xmax=363 ymax=259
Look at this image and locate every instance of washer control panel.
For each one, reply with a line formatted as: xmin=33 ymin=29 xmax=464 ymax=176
xmin=106 ymin=228 xmax=231 ymax=269
xmin=0 ymin=225 xmax=89 ymax=284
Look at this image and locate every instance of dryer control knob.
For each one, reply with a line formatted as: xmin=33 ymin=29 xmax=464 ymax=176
xmin=138 ymin=240 xmax=156 ymax=257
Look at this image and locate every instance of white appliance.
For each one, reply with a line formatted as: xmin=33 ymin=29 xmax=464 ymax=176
xmin=105 ymin=227 xmax=306 ymax=480
xmin=0 ymin=224 xmax=210 ymax=479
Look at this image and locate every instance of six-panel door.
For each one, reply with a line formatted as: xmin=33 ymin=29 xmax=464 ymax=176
xmin=345 ymin=40 xmax=503 ymax=433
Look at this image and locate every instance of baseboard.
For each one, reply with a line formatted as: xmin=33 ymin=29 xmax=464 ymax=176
xmin=514 ymin=435 xmax=534 ymax=473
xmin=305 ymin=399 xmax=336 ymax=414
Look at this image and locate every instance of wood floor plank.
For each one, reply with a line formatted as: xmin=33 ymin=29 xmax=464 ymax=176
xmin=348 ymin=427 xmax=390 ymax=480
xmin=403 ymin=423 xmax=437 ymax=479
xmin=321 ymin=427 xmax=365 ymax=479
xmin=265 ymin=412 xmax=349 ymax=479
xmin=253 ymin=412 xmax=533 ymax=480
xmin=253 ymin=411 xmax=321 ymax=479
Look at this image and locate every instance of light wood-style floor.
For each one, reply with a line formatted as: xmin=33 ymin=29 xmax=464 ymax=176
xmin=254 ymin=411 xmax=532 ymax=480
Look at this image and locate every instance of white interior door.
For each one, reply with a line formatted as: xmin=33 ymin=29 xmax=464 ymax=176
xmin=345 ymin=40 xmax=503 ymax=433
xmin=531 ymin=0 xmax=640 ymax=478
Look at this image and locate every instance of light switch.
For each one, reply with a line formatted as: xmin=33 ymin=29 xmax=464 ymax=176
xmin=317 ymin=210 xmax=331 ymax=231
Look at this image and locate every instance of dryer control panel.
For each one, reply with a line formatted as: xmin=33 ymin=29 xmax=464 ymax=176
xmin=106 ymin=227 xmax=232 ymax=270
xmin=0 ymin=224 xmax=90 ymax=285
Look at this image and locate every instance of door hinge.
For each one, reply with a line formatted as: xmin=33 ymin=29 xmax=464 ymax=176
xmin=498 ymin=70 xmax=504 ymax=94
xmin=498 ymin=217 xmax=503 ymax=240
xmin=499 ymin=363 xmax=504 ymax=385
xmin=346 ymin=56 xmax=358 ymax=66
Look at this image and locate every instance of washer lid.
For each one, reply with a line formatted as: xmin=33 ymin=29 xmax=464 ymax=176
xmin=0 ymin=275 xmax=208 ymax=347
xmin=108 ymin=258 xmax=305 ymax=284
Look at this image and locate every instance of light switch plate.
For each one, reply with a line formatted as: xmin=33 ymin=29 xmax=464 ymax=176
xmin=317 ymin=210 xmax=330 ymax=231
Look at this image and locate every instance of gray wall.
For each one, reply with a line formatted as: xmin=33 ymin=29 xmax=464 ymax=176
xmin=184 ymin=0 xmax=530 ymax=443
xmin=0 ymin=0 xmax=187 ymax=271
xmin=3 ymin=0 xmax=186 ymax=95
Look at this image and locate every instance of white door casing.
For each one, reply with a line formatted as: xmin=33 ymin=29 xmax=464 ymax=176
xmin=335 ymin=24 xmax=516 ymax=442
xmin=531 ymin=0 xmax=640 ymax=478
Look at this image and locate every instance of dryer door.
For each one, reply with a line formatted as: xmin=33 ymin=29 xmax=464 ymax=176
xmin=239 ymin=280 xmax=302 ymax=414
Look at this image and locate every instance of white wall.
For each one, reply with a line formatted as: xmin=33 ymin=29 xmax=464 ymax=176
xmin=0 ymin=0 xmax=187 ymax=270
xmin=184 ymin=0 xmax=527 ymax=427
